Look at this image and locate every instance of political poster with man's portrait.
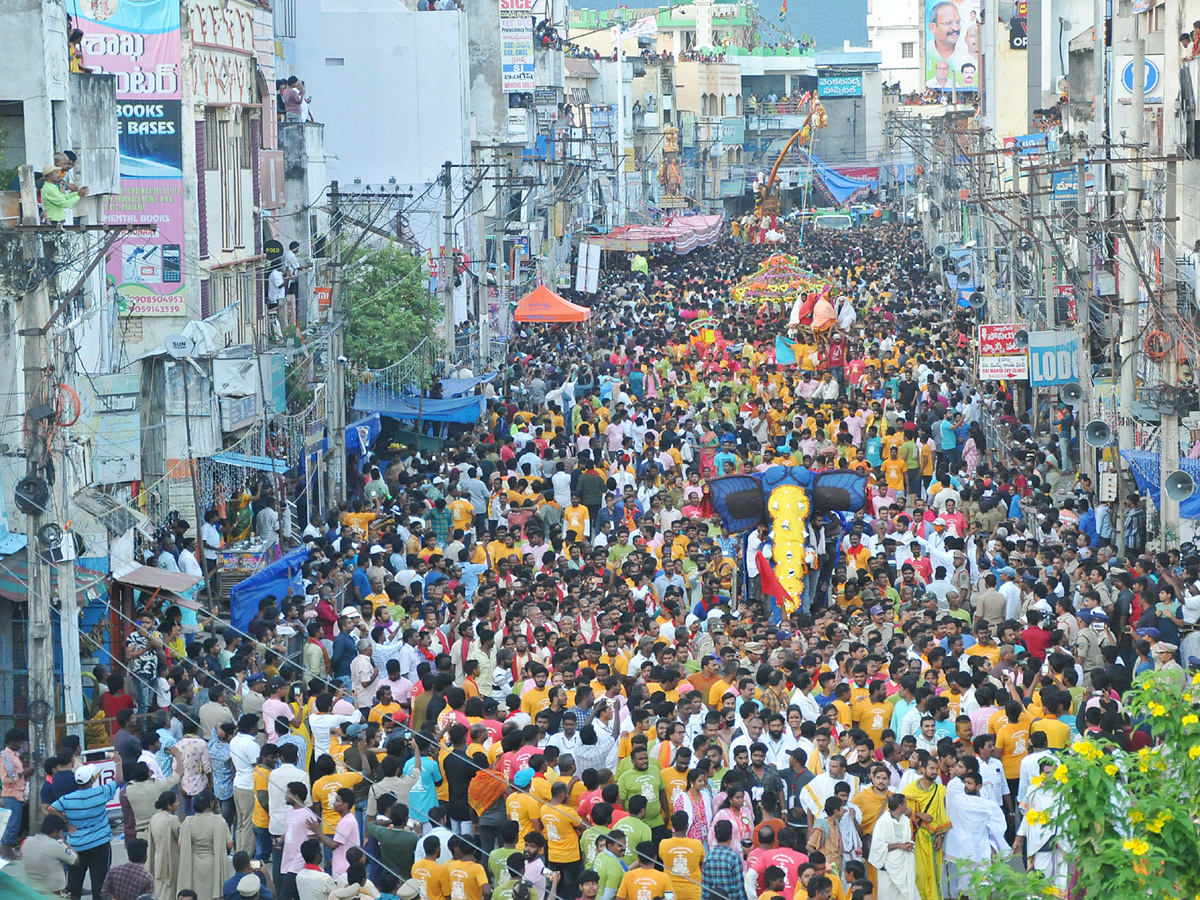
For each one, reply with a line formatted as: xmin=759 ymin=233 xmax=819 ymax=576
xmin=925 ymin=0 xmax=981 ymax=91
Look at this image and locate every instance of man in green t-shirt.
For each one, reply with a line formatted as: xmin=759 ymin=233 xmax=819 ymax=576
xmin=612 ymin=795 xmax=653 ymax=866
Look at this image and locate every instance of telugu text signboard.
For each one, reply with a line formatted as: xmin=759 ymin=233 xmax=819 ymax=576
xmin=500 ymin=0 xmax=535 ymax=93
xmin=978 ymin=323 xmax=1029 ymax=380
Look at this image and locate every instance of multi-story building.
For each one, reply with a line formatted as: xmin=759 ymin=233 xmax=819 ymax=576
xmin=866 ymin=0 xmax=922 ymax=94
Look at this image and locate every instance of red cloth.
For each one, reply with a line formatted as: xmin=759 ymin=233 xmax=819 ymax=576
xmin=756 ymin=550 xmax=792 ymax=608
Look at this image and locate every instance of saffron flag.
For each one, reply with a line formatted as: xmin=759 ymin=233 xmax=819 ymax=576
xmin=757 ymin=549 xmax=793 ymax=608
xmin=774 ymin=334 xmax=797 ymax=365
xmin=779 ymin=0 xmax=787 ymax=21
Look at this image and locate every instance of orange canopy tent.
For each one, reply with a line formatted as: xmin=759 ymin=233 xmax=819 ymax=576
xmin=513 ymin=285 xmax=591 ymax=322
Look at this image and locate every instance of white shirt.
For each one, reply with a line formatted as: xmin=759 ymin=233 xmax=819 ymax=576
xmin=762 ymin=732 xmax=799 ymax=769
xmin=200 ymin=522 xmax=221 ymax=560
xmin=268 ymin=269 xmax=285 ymax=304
xmin=398 ymin=642 xmax=422 ymax=681
xmin=978 ymin=756 xmax=1008 ymax=808
xmin=179 ymin=549 xmax=203 ymax=577
xmin=790 ymin=688 xmax=821 ymax=723
xmin=267 ymin=763 xmax=310 ymax=835
xmin=308 ymin=710 xmax=363 ymax=756
xmin=229 ymin=733 xmax=261 ymax=790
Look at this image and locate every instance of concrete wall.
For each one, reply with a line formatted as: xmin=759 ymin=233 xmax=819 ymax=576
xmin=295 ymin=0 xmax=469 ymax=182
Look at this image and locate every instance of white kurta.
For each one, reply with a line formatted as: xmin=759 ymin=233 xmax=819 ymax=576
xmin=869 ymin=811 xmax=919 ymax=900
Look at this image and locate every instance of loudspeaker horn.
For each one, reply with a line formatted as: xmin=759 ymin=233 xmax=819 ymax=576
xmin=956 ymin=270 xmax=972 ymax=286
xmin=1084 ymin=420 xmax=1113 ymax=447
xmin=933 ymin=244 xmax=949 ymax=260
xmin=1013 ymin=329 xmax=1030 ymax=349
xmin=1165 ymin=470 xmax=1197 ymax=502
xmin=1061 ymin=382 xmax=1083 ymax=403
xmin=968 ymin=291 xmax=985 ymax=308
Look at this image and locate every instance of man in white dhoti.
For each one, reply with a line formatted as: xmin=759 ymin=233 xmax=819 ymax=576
xmin=869 ymin=794 xmax=919 ymax=900
xmin=800 ymin=755 xmax=860 ymax=831
xmin=1013 ymin=758 xmax=1068 ymax=897
xmin=944 ymin=771 xmax=1009 ymax=898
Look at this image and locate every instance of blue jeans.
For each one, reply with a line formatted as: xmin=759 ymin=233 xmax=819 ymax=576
xmin=0 ymin=796 xmax=22 ymax=846
xmin=254 ymin=825 xmax=273 ymax=863
xmin=131 ymin=673 xmax=156 ymax=714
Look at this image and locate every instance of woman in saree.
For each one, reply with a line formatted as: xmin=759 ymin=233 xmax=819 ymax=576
xmin=672 ymin=767 xmax=714 ymax=848
xmin=227 ymin=481 xmax=258 ymax=542
xmin=176 ymin=790 xmax=233 ymax=900
xmin=147 ymin=790 xmax=181 ymax=900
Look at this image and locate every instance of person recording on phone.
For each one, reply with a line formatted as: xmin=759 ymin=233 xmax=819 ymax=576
xmin=224 ymin=850 xmax=274 ymax=900
xmin=368 ymin=735 xmax=423 ymax=824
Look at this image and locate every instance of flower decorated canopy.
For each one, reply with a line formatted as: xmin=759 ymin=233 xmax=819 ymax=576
xmin=729 ymin=253 xmax=833 ymax=304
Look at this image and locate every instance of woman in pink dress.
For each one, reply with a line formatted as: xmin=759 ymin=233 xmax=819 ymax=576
xmin=708 ymin=786 xmax=755 ymax=847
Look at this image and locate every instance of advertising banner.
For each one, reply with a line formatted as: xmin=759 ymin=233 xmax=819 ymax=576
xmin=817 ymin=75 xmax=863 ymax=98
xmin=925 ymin=0 xmax=980 ymax=92
xmin=79 ymin=0 xmax=185 ymax=317
xmin=978 ymin=323 xmax=1029 ymax=381
xmin=1027 ymin=330 xmax=1080 ymax=387
xmin=500 ymin=0 xmax=536 ymax=93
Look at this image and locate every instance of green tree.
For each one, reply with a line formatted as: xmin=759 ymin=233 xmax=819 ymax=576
xmin=966 ymin=669 xmax=1200 ymax=900
xmin=341 ymin=244 xmax=440 ymax=370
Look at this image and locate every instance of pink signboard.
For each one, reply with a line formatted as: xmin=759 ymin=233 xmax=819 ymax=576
xmin=79 ymin=0 xmax=186 ymax=316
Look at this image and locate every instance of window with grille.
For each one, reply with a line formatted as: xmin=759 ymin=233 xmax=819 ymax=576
xmin=901 ymin=43 xmax=915 ymax=59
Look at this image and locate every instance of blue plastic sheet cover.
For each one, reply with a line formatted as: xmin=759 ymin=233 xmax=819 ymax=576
xmin=346 ymin=413 xmax=382 ymax=451
xmin=354 ymin=384 xmax=487 ymax=423
xmin=230 ymin=545 xmax=309 ymax=631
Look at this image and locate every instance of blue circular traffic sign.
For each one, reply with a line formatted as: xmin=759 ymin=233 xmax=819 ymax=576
xmin=1121 ymin=58 xmax=1160 ymax=95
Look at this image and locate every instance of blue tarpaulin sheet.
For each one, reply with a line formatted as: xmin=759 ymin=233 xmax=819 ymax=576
xmin=230 ymin=545 xmax=308 ymax=631
xmin=346 ymin=413 xmax=382 ymax=452
xmin=1121 ymin=450 xmax=1200 ymax=519
xmin=799 ymin=150 xmax=877 ymax=205
xmin=402 ymin=373 xmax=497 ymax=399
xmin=354 ymin=384 xmax=486 ymax=423
xmin=209 ymin=452 xmax=289 ymax=474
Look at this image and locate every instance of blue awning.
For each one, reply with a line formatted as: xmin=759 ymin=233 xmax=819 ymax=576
xmin=354 ymin=383 xmax=486 ymax=424
xmin=208 ymin=452 xmax=290 ymax=473
xmin=346 ymin=413 xmax=382 ymax=453
xmin=1121 ymin=450 xmax=1200 ymax=519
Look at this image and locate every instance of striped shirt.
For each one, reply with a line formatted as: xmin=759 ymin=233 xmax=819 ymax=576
xmin=51 ymin=782 xmax=117 ymax=851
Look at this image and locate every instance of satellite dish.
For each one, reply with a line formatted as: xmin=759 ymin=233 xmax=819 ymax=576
xmin=164 ymin=334 xmax=193 ymax=359
xmin=933 ymin=245 xmax=949 ymax=260
xmin=968 ymin=292 xmax=985 ymax=308
xmin=1084 ymin=420 xmax=1113 ymax=447
xmin=1165 ymin=470 xmax=1197 ymax=502
xmin=1013 ymin=329 xmax=1030 ymax=349
xmin=956 ymin=271 xmax=972 ymax=286
xmin=1061 ymin=382 xmax=1083 ymax=404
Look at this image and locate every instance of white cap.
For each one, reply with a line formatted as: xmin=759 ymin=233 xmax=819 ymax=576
xmin=370 ymin=544 xmax=385 ymax=555
xmin=75 ymin=764 xmax=98 ymax=785
xmin=341 ymin=606 xmax=360 ymax=618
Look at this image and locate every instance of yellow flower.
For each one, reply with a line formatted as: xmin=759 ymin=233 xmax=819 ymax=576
xmin=1030 ymin=774 xmax=1044 ymax=788
xmin=1026 ymin=809 xmax=1040 ymax=825
xmin=1123 ymin=838 xmax=1150 ymax=856
xmin=1192 ymin=671 xmax=1200 ymax=685
xmin=1147 ymin=820 xmax=1163 ymax=834
xmin=1160 ymin=811 xmax=1172 ymax=823
xmin=1130 ymin=810 xmax=1145 ymax=824
xmin=1038 ymin=811 xmax=1052 ymax=825
xmin=1190 ymin=746 xmax=1200 ymax=761
xmin=1072 ymin=739 xmax=1093 ymax=755
xmin=1054 ymin=764 xmax=1069 ymax=784
xmin=1184 ymin=714 xmax=1199 ymax=727
xmin=1186 ymin=692 xmax=1194 ymax=703
xmin=1149 ymin=702 xmax=1167 ymax=717
xmin=1105 ymin=764 xmax=1119 ymax=776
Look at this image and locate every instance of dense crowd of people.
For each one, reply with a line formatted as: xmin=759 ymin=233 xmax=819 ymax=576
xmin=4 ymin=224 xmax=1173 ymax=900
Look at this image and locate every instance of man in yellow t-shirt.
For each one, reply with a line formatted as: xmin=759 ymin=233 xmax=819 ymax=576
xmin=449 ymin=491 xmax=475 ymax=535
xmin=994 ymin=701 xmax=1030 ymax=786
xmin=542 ymin=782 xmax=584 ymax=892
xmin=564 ymin=496 xmax=591 ymax=544
xmin=659 ymin=811 xmax=705 ymax=900
xmin=312 ymin=767 xmax=363 ymax=834
xmin=521 ymin=666 xmax=552 ymax=718
xmin=412 ymin=835 xmax=451 ymax=900
xmin=852 ymin=681 xmax=891 ymax=747
xmin=881 ymin=446 xmax=907 ymax=494
xmin=617 ymin=843 xmax=673 ymax=900
xmin=506 ymin=772 xmax=542 ymax=849
xmin=446 ymin=836 xmax=490 ymax=900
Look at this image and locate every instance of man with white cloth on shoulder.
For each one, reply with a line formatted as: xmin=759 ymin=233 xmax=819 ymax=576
xmin=944 ymin=768 xmax=1008 ymax=899
xmin=869 ymin=793 xmax=919 ymax=900
xmin=798 ymin=754 xmax=859 ymax=832
xmin=1013 ymin=756 xmax=1069 ymax=898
